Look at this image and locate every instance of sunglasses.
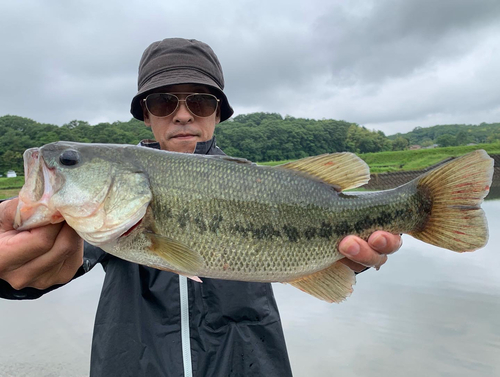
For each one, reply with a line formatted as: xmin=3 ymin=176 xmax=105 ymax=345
xmin=143 ymin=93 xmax=220 ymax=118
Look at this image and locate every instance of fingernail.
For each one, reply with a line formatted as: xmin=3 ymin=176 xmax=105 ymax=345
xmin=342 ymin=240 xmax=360 ymax=256
xmin=375 ymin=255 xmax=389 ymax=271
xmin=372 ymin=234 xmax=387 ymax=250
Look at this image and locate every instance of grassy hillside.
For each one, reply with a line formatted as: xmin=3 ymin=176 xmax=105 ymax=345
xmin=359 ymin=143 xmax=500 ymax=172
xmin=0 ymin=176 xmax=24 ymax=189
xmin=0 ymin=177 xmax=23 ymax=199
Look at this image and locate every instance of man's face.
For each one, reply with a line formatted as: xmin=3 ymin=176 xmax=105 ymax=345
xmin=142 ymin=84 xmax=221 ymax=153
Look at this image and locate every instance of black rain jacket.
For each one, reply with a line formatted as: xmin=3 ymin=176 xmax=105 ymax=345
xmin=0 ymin=138 xmax=293 ymax=377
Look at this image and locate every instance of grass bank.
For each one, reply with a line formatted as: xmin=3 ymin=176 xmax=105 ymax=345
xmin=0 ymin=176 xmax=24 ymax=200
xmin=358 ymin=143 xmax=500 ymax=173
xmin=260 ymin=143 xmax=500 ymax=173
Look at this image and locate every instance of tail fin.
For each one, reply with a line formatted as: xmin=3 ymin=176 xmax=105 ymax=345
xmin=411 ymin=150 xmax=494 ymax=252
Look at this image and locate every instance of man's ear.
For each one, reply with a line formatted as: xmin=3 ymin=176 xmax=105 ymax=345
xmin=141 ymin=101 xmax=151 ymax=127
xmin=215 ymin=106 xmax=221 ymax=125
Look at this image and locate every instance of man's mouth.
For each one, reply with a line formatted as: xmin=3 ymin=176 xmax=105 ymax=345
xmin=171 ymin=133 xmax=197 ymax=140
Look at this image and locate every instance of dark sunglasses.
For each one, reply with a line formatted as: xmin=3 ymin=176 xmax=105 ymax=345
xmin=143 ymin=93 xmax=220 ymax=118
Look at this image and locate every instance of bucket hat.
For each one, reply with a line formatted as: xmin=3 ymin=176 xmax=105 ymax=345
xmin=130 ymin=38 xmax=234 ymax=122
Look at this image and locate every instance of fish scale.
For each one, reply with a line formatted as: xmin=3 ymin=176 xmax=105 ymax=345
xmin=143 ymin=154 xmax=429 ymax=281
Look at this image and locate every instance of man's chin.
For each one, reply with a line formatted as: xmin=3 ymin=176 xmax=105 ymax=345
xmin=162 ymin=138 xmax=198 ymax=153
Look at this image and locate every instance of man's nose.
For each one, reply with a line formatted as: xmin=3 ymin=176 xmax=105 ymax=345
xmin=173 ymin=100 xmax=193 ymax=123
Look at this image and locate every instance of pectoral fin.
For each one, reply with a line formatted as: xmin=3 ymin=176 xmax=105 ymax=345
xmin=185 ymin=275 xmax=203 ymax=283
xmin=148 ymin=233 xmax=204 ymax=275
xmin=287 ymin=261 xmax=356 ymax=303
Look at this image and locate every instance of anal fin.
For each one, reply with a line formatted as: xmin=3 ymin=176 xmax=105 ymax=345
xmin=287 ymin=261 xmax=356 ymax=303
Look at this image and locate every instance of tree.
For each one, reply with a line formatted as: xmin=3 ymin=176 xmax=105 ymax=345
xmin=455 ymin=130 xmax=472 ymax=145
xmin=392 ymin=136 xmax=409 ymax=151
xmin=62 ymin=120 xmax=90 ymax=129
xmin=436 ymin=134 xmax=456 ymax=147
xmin=1 ymin=150 xmax=23 ymax=174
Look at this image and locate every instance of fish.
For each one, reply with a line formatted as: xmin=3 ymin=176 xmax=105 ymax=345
xmin=13 ymin=142 xmax=494 ymax=302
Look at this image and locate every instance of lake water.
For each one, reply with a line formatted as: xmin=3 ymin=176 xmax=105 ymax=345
xmin=1 ymin=200 xmax=499 ymax=376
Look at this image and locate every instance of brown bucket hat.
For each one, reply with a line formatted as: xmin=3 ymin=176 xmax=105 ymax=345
xmin=130 ymin=38 xmax=234 ymax=122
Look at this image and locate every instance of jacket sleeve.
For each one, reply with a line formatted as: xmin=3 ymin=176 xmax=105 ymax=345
xmin=0 ymin=242 xmax=107 ymax=300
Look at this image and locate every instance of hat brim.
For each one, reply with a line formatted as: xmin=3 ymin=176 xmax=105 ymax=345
xmin=130 ymin=69 xmax=233 ymax=122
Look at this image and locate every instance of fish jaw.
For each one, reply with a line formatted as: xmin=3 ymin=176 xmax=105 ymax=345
xmin=14 ymin=149 xmax=64 ymax=230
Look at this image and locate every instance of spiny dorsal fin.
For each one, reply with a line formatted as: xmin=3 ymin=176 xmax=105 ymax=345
xmin=278 ymin=153 xmax=370 ymax=191
xmin=286 ymin=261 xmax=356 ymax=303
xmin=147 ymin=232 xmax=204 ymax=274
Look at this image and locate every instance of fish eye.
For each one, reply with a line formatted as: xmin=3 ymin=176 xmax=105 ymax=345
xmin=59 ymin=149 xmax=80 ymax=166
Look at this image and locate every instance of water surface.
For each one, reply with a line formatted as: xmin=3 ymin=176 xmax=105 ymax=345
xmin=1 ymin=201 xmax=499 ymax=376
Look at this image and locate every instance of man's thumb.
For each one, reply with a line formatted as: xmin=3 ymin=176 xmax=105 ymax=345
xmin=0 ymin=198 xmax=19 ymax=231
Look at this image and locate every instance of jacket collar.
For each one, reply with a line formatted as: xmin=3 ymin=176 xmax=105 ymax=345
xmin=139 ymin=136 xmax=219 ymax=155
xmin=194 ymin=137 xmax=217 ymax=155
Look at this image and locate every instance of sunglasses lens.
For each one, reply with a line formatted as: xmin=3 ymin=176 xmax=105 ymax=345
xmin=146 ymin=94 xmax=178 ymax=117
xmin=186 ymin=94 xmax=219 ymax=117
xmin=145 ymin=93 xmax=219 ymax=117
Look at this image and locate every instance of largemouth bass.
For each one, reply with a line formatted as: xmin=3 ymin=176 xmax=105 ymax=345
xmin=14 ymin=142 xmax=493 ymax=302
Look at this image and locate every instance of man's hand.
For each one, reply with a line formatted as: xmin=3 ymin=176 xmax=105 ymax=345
xmin=0 ymin=198 xmax=84 ymax=290
xmin=338 ymin=231 xmax=402 ymax=272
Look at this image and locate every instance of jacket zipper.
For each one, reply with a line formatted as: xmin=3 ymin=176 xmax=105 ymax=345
xmin=179 ymin=275 xmax=193 ymax=377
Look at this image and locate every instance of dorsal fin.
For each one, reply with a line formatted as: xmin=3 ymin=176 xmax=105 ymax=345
xmin=278 ymin=153 xmax=370 ymax=191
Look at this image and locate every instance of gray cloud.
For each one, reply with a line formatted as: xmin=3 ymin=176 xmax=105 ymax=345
xmin=314 ymin=0 xmax=500 ymax=82
xmin=0 ymin=0 xmax=499 ymax=135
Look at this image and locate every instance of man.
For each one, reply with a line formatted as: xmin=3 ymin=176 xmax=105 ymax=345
xmin=0 ymin=38 xmax=401 ymax=376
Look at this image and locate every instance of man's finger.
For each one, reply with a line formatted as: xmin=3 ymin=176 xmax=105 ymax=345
xmin=9 ymin=223 xmax=82 ymax=281
xmin=33 ymin=242 xmax=84 ymax=289
xmin=368 ymin=231 xmax=402 ymax=255
xmin=338 ymin=257 xmax=370 ymax=273
xmin=0 ymin=223 xmax=64 ymax=272
xmin=2 ymin=224 xmax=83 ymax=290
xmin=0 ymin=198 xmax=19 ymax=232
xmin=338 ymin=236 xmax=388 ymax=269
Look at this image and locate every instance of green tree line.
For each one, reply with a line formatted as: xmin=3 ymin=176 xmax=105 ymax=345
xmin=215 ymin=113 xmax=391 ymax=161
xmin=1 ymin=113 xmax=500 ymax=175
xmin=0 ymin=113 xmax=393 ymax=174
xmin=390 ymin=122 xmax=500 ymax=148
xmin=0 ymin=115 xmax=153 ymax=175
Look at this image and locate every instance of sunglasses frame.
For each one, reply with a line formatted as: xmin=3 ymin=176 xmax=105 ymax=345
xmin=143 ymin=92 xmax=220 ymax=118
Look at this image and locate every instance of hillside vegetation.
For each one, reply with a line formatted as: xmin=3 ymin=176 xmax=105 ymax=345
xmin=358 ymin=143 xmax=500 ymax=173
xmin=1 ymin=113 xmax=500 ymax=177
xmin=389 ymin=122 xmax=500 ymax=147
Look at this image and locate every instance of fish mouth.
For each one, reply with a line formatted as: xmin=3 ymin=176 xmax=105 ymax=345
xmin=14 ymin=149 xmax=63 ymax=230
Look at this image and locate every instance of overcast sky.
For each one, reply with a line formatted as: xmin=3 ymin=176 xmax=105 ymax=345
xmin=1 ymin=0 xmax=499 ymax=135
